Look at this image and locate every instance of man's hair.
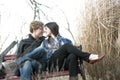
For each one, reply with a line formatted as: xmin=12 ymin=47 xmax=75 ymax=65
xmin=29 ymin=21 xmax=44 ymax=33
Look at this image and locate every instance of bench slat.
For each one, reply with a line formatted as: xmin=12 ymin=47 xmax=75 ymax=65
xmin=4 ymin=55 xmax=16 ymax=60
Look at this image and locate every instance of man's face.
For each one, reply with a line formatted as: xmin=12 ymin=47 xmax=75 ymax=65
xmin=35 ymin=27 xmax=44 ymax=37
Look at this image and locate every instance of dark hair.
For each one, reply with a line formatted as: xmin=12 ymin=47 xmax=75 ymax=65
xmin=45 ymin=22 xmax=59 ymax=37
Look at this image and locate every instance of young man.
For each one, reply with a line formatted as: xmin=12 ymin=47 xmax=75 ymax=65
xmin=15 ymin=21 xmax=47 ymax=80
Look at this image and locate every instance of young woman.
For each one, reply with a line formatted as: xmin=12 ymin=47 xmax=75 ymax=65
xmin=41 ymin=22 xmax=105 ymax=80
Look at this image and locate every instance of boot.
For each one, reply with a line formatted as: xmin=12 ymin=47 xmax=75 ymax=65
xmin=69 ymin=76 xmax=78 ymax=80
xmin=0 ymin=64 xmax=6 ymax=78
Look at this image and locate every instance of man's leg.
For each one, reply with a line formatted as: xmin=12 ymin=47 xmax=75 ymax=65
xmin=20 ymin=61 xmax=32 ymax=80
xmin=0 ymin=47 xmax=45 ymax=79
xmin=25 ymin=46 xmax=45 ymax=59
xmin=31 ymin=60 xmax=39 ymax=74
xmin=15 ymin=46 xmax=46 ymax=65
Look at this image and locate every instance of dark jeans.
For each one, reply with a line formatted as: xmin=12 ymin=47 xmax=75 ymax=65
xmin=48 ymin=43 xmax=90 ymax=77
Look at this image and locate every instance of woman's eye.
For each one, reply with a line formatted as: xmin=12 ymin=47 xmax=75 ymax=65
xmin=45 ymin=28 xmax=47 ymax=30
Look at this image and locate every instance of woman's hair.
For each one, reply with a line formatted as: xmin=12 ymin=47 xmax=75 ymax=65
xmin=29 ymin=21 xmax=44 ymax=33
xmin=45 ymin=22 xmax=59 ymax=37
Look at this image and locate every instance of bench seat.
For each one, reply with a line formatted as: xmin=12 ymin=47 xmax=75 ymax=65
xmin=1 ymin=45 xmax=86 ymax=80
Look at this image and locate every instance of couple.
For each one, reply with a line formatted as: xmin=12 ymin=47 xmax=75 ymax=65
xmin=15 ymin=21 xmax=105 ymax=80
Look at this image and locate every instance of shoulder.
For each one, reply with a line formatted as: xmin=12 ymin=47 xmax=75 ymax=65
xmin=63 ymin=37 xmax=72 ymax=44
xmin=19 ymin=35 xmax=34 ymax=46
xmin=58 ymin=35 xmax=72 ymax=44
xmin=21 ymin=37 xmax=30 ymax=41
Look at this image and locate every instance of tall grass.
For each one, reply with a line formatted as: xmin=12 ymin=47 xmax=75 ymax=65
xmin=76 ymin=0 xmax=120 ymax=80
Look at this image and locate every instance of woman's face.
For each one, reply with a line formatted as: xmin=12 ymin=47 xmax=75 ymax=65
xmin=44 ymin=26 xmax=52 ymax=37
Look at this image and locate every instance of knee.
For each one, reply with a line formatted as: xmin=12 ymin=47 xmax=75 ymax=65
xmin=67 ymin=54 xmax=78 ymax=61
xmin=23 ymin=61 xmax=32 ymax=70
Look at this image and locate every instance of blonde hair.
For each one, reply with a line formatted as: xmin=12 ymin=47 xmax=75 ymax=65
xmin=29 ymin=21 xmax=44 ymax=33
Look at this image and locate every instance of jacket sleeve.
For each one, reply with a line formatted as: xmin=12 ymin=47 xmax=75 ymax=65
xmin=66 ymin=38 xmax=73 ymax=44
xmin=16 ymin=40 xmax=30 ymax=58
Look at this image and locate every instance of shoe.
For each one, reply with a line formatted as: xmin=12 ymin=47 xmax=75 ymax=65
xmin=89 ymin=54 xmax=105 ymax=64
xmin=2 ymin=61 xmax=17 ymax=71
xmin=0 ymin=65 xmax=6 ymax=78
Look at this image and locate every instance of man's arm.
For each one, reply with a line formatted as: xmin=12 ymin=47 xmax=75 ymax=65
xmin=16 ymin=40 xmax=30 ymax=58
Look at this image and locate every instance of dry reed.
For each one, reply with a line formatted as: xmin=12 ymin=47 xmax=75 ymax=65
xmin=76 ymin=0 xmax=120 ymax=80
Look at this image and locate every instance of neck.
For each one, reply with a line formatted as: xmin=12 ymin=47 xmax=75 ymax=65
xmin=51 ymin=34 xmax=57 ymax=41
xmin=51 ymin=34 xmax=56 ymax=38
xmin=31 ymin=33 xmax=39 ymax=40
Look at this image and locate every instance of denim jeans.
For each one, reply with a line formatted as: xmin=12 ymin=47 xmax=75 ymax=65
xmin=16 ymin=46 xmax=47 ymax=80
xmin=15 ymin=46 xmax=46 ymax=64
xmin=20 ymin=60 xmax=35 ymax=80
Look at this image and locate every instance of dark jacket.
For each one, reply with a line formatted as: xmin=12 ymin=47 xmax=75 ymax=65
xmin=15 ymin=34 xmax=45 ymax=76
xmin=16 ymin=34 xmax=45 ymax=58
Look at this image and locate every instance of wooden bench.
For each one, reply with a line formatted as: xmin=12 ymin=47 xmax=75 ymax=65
xmin=0 ymin=42 xmax=86 ymax=80
xmin=1 ymin=54 xmax=86 ymax=80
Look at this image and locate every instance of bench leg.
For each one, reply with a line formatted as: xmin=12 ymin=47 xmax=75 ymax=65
xmin=79 ymin=64 xmax=86 ymax=80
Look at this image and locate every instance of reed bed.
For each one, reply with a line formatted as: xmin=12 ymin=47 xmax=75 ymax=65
xmin=76 ymin=0 xmax=120 ymax=80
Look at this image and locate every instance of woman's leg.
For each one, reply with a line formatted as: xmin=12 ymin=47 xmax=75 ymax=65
xmin=48 ymin=43 xmax=89 ymax=72
xmin=48 ymin=53 xmax=65 ymax=72
xmin=53 ymin=43 xmax=105 ymax=64
xmin=54 ymin=43 xmax=90 ymax=62
xmin=66 ymin=54 xmax=78 ymax=77
xmin=48 ymin=52 xmax=79 ymax=79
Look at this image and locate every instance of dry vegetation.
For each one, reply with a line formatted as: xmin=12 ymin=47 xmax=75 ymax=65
xmin=76 ymin=0 xmax=120 ymax=80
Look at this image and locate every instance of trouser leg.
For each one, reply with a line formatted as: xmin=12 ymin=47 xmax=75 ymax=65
xmin=48 ymin=53 xmax=66 ymax=72
xmin=55 ymin=43 xmax=90 ymax=62
xmin=66 ymin=54 xmax=78 ymax=77
xmin=48 ymin=43 xmax=90 ymax=72
xmin=48 ymin=53 xmax=78 ymax=80
xmin=20 ymin=61 xmax=32 ymax=80
xmin=37 ymin=52 xmax=47 ymax=72
xmin=16 ymin=46 xmax=47 ymax=65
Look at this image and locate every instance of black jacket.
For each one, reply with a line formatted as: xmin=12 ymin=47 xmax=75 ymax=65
xmin=14 ymin=34 xmax=45 ymax=76
xmin=16 ymin=34 xmax=45 ymax=58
